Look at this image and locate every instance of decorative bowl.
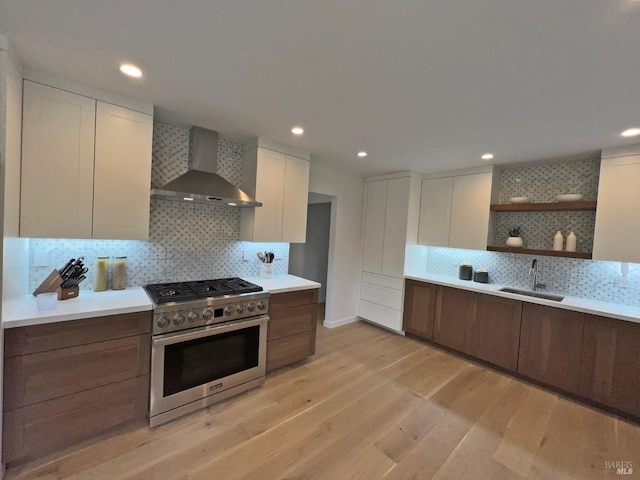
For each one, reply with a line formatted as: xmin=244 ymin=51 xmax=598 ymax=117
xmin=509 ymin=196 xmax=530 ymax=204
xmin=556 ymin=194 xmax=583 ymax=202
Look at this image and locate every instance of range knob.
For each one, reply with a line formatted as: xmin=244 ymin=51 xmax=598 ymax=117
xmin=188 ymin=311 xmax=199 ymax=323
xmin=202 ymin=309 xmax=213 ymax=320
xmin=257 ymin=301 xmax=266 ymax=311
xmin=236 ymin=304 xmax=245 ymax=314
xmin=173 ymin=313 xmax=185 ymax=326
xmin=224 ymin=306 xmax=233 ymax=316
xmin=247 ymin=303 xmax=256 ymax=312
xmin=157 ymin=316 xmax=170 ymax=328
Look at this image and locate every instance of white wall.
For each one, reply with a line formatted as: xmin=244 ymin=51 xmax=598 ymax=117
xmin=308 ymin=163 xmax=364 ymax=327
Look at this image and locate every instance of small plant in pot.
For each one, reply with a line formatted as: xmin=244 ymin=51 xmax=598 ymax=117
xmin=506 ymin=226 xmax=524 ymax=248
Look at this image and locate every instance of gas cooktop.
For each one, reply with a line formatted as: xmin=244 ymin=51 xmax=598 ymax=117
xmin=144 ymin=277 xmax=263 ymax=305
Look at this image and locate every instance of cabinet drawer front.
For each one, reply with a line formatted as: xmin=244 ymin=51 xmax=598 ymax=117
xmin=4 ymin=334 xmax=150 ymax=410
xmin=3 ymin=375 xmax=149 ymax=464
xmin=266 ymin=330 xmax=316 ymax=372
xmin=268 ymin=304 xmax=317 ymax=341
xmin=5 ymin=311 xmax=152 ymax=357
xmin=361 ymin=272 xmax=404 ymax=290
xmin=270 ymin=289 xmax=318 ymax=311
xmin=360 ymin=282 xmax=403 ymax=310
xmin=358 ymin=300 xmax=403 ymax=332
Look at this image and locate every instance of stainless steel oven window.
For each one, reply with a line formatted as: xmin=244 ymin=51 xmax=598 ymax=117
xmin=163 ymin=324 xmax=260 ymax=396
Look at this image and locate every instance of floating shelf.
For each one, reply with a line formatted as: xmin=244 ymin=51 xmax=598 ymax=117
xmin=490 ymin=201 xmax=597 ymax=212
xmin=487 ymin=246 xmax=592 ymax=259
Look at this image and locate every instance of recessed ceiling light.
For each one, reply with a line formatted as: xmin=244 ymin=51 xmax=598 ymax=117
xmin=291 ymin=126 xmax=304 ymax=135
xmin=481 ymin=153 xmax=494 ymax=160
xmin=228 ymin=202 xmax=237 ymax=206
xmin=183 ymin=197 xmax=194 ymax=201
xmin=119 ymin=63 xmax=142 ymax=78
xmin=620 ymin=127 xmax=640 ymax=138
xmin=357 ymin=151 xmax=368 ymax=157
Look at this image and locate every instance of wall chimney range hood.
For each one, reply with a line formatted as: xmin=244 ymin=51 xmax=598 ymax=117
xmin=151 ymin=126 xmax=261 ymax=207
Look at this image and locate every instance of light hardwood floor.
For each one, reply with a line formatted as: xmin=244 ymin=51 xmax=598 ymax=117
xmin=6 ymin=319 xmax=640 ymax=480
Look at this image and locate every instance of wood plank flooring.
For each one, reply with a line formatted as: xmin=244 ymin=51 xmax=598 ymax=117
xmin=6 ymin=319 xmax=640 ymax=480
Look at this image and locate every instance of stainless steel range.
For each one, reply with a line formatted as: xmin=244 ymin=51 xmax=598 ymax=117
xmin=145 ymin=278 xmax=269 ymax=427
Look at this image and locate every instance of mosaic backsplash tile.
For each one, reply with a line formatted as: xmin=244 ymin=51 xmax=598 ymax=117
xmin=29 ymin=122 xmax=289 ymax=291
xmin=498 ymin=157 xmax=600 ymax=203
xmin=423 ymin=246 xmax=640 ymax=307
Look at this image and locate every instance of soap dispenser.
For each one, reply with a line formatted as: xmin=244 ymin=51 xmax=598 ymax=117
xmin=553 ymin=231 xmax=564 ymax=251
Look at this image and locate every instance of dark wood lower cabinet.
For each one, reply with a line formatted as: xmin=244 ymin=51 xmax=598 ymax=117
xmin=266 ymin=288 xmax=319 ymax=372
xmin=433 ymin=286 xmax=475 ymax=354
xmin=579 ymin=315 xmax=640 ymax=418
xmin=517 ymin=303 xmax=585 ymax=394
xmin=402 ymin=280 xmax=437 ymax=340
xmin=3 ymin=311 xmax=152 ymax=465
xmin=469 ymin=294 xmax=522 ymax=371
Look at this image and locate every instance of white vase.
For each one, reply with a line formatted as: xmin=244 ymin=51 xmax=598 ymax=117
xmin=506 ymin=236 xmax=523 ymax=248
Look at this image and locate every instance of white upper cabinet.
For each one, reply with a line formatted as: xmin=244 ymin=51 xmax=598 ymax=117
xmin=240 ymin=146 xmax=310 ymax=242
xmin=20 ymin=81 xmax=96 ymax=238
xmin=418 ymin=171 xmax=493 ymax=250
xmin=449 ymin=172 xmax=493 ymax=250
xmin=20 ymin=79 xmax=153 ymax=240
xmin=93 ymin=102 xmax=153 ymax=240
xmin=417 ymin=177 xmax=453 ymax=247
xmin=382 ymin=177 xmax=411 ymax=277
xmin=593 ymin=153 xmax=640 ymax=262
xmin=282 ymin=155 xmax=311 ymax=243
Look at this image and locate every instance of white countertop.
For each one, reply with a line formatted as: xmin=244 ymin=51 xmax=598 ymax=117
xmin=2 ymin=287 xmax=153 ymax=329
xmin=406 ymin=273 xmax=640 ymax=325
xmin=244 ymin=274 xmax=321 ymax=294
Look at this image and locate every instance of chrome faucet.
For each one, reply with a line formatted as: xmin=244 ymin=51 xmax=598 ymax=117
xmin=529 ymin=259 xmax=546 ymax=291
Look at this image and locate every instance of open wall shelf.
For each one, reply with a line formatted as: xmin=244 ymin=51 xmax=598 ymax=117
xmin=487 ymin=246 xmax=592 ymax=259
xmin=490 ymin=201 xmax=597 ymax=212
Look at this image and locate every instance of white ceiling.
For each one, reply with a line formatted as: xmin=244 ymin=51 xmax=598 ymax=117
xmin=2 ymin=1 xmax=640 ymax=176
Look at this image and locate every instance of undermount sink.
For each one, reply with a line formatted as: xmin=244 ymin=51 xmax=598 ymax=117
xmin=499 ymin=287 xmax=564 ymax=302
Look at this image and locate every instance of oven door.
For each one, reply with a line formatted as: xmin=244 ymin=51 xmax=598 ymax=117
xmin=150 ymin=315 xmax=268 ymax=425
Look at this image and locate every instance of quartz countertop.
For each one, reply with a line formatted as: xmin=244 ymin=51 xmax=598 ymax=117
xmin=2 ymin=287 xmax=153 ymax=329
xmin=244 ymin=274 xmax=321 ymax=294
xmin=406 ymin=273 xmax=640 ymax=325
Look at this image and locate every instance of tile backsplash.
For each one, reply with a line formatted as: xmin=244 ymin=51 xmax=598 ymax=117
xmin=424 ymin=247 xmax=640 ymax=307
xmin=29 ymin=122 xmax=288 ymax=291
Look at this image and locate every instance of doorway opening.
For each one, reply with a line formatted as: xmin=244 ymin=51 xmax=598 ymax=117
xmin=288 ymin=192 xmax=334 ymax=323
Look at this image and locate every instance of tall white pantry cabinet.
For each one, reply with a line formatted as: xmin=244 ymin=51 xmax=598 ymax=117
xmin=359 ymin=172 xmax=421 ymax=333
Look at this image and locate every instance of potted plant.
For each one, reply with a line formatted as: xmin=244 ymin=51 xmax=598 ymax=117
xmin=506 ymin=226 xmax=524 ymax=248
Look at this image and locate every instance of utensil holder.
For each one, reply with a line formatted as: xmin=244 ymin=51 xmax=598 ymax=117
xmin=259 ymin=263 xmax=273 ymax=279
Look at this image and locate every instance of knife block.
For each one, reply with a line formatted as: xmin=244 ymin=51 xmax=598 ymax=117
xmin=33 ymin=269 xmax=79 ymax=300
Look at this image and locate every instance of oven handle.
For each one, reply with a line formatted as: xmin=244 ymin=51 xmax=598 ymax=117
xmin=152 ymin=315 xmax=269 ymax=347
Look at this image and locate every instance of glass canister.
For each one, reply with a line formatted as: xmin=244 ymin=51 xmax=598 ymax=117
xmin=94 ymin=257 xmax=109 ymax=292
xmin=111 ymin=256 xmax=127 ymax=290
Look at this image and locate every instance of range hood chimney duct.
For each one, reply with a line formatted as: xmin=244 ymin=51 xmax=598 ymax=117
xmin=150 ymin=126 xmax=261 ymax=207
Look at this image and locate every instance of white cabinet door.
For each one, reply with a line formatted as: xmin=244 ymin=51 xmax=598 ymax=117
xmin=253 ymin=149 xmax=286 ymax=242
xmin=418 ymin=177 xmax=453 ymax=247
xmin=593 ymin=155 xmax=640 ymax=262
xmin=281 ymin=155 xmax=310 ymax=243
xmin=449 ymin=173 xmax=492 ymax=250
xmin=93 ymin=102 xmax=153 ymax=240
xmin=362 ymin=180 xmax=387 ymax=274
xmin=20 ymin=81 xmax=96 ymax=238
xmin=382 ymin=177 xmax=410 ymax=277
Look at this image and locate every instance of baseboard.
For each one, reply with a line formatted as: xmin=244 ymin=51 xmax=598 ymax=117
xmin=322 ymin=316 xmax=360 ymax=329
